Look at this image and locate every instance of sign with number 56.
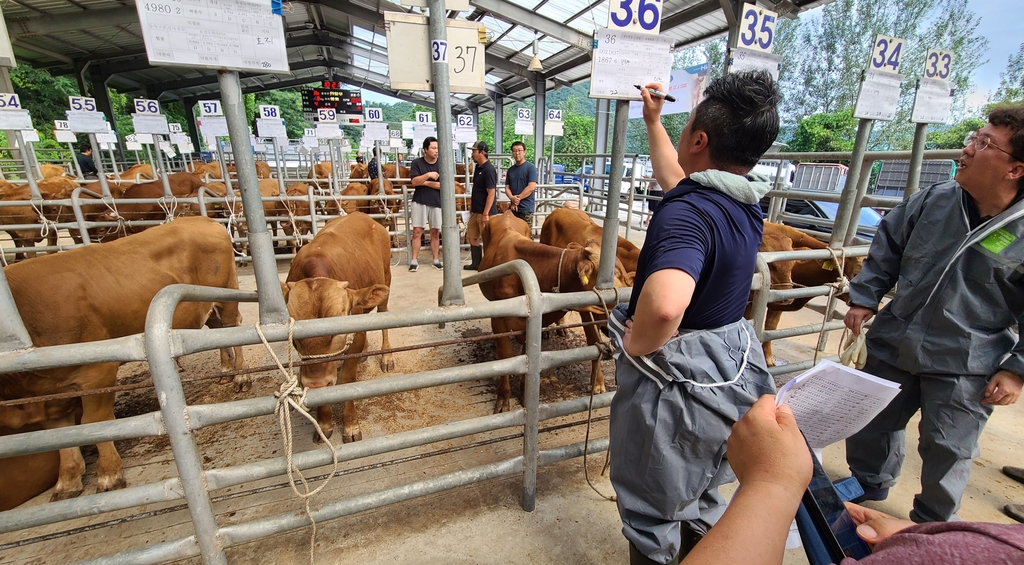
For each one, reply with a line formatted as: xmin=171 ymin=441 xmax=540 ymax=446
xmin=607 ymin=0 xmax=662 ymax=35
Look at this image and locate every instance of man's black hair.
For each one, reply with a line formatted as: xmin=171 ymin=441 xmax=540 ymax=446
xmin=423 ymin=136 xmax=438 ymax=150
xmin=690 ymin=70 xmax=781 ymax=171
xmin=510 ymin=141 xmax=525 ymax=152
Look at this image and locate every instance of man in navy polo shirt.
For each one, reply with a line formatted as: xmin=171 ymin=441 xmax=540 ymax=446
xmin=606 ymin=71 xmax=781 ymax=565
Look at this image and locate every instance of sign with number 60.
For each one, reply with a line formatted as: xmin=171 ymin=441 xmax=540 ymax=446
xmin=134 ymin=98 xmax=160 ymax=114
xmin=870 ymin=35 xmax=906 ymax=74
xmin=365 ymin=108 xmax=383 ymax=121
xmin=607 ymin=0 xmax=662 ymax=34
xmin=924 ymin=49 xmax=953 ymax=80
xmin=738 ymin=3 xmax=777 ymax=53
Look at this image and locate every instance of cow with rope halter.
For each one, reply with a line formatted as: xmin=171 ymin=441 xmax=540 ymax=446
xmin=282 ymin=212 xmax=394 ymax=443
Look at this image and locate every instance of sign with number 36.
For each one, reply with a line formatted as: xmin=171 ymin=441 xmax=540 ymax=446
xmin=606 ymin=0 xmax=662 ymax=35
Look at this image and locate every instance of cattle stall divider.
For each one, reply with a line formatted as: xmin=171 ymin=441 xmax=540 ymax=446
xmin=0 ymin=260 xmax=629 ymax=564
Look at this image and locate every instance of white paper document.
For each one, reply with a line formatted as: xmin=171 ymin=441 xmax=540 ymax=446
xmin=776 ymin=360 xmax=901 ymax=449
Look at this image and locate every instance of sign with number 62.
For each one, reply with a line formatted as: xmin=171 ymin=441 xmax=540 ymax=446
xmin=456 ymin=114 xmax=475 ymax=127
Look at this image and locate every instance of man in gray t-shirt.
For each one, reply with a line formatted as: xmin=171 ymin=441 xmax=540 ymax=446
xmin=504 ymin=141 xmax=538 ymax=227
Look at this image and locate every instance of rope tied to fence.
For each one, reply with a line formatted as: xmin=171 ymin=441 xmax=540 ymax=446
xmin=581 ymin=286 xmax=619 ymax=503
xmin=29 ymin=199 xmax=59 ymax=241
xmin=813 ymin=247 xmax=850 ymax=366
xmin=254 ymin=319 xmax=340 ymax=565
xmin=157 ymin=196 xmax=179 ymax=223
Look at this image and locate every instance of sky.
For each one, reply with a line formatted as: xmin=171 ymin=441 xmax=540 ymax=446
xmin=361 ymin=0 xmax=1021 ymax=109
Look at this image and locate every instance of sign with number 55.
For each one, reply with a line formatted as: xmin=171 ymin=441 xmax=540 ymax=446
xmin=607 ymin=0 xmax=662 ymax=35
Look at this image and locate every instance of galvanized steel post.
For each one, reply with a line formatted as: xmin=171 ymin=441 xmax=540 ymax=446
xmin=830 ymin=119 xmax=873 ymax=248
xmin=428 ymin=0 xmax=465 ymax=306
xmin=597 ymin=100 xmax=630 ymax=289
xmin=14 ymin=131 xmax=41 ymax=199
xmin=87 ymin=133 xmax=112 ymax=198
xmin=151 ymin=137 xmax=174 ymax=198
xmin=145 ymin=286 xmax=229 ymax=565
xmin=493 ymin=94 xmax=503 ymax=154
xmin=218 ymin=70 xmax=289 ymax=324
xmin=904 ymin=122 xmax=929 ymax=199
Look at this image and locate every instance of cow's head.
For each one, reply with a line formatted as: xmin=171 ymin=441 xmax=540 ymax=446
xmin=282 ymin=278 xmax=389 ymax=389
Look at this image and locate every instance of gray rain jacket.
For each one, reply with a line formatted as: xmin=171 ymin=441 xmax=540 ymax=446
xmin=848 ymin=181 xmax=1024 ymax=377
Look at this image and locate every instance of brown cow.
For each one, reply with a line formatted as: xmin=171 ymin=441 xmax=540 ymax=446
xmin=190 ymin=161 xmax=225 ymax=181
xmin=281 ymin=182 xmax=314 ymax=253
xmin=109 ymin=163 xmax=155 ymax=182
xmin=227 ymin=179 xmax=289 ymax=255
xmin=750 ymin=222 xmax=864 ymax=366
xmin=540 ymin=206 xmax=640 ymax=276
xmin=350 ymin=163 xmax=368 ymax=179
xmin=283 ymin=212 xmax=393 ymax=442
xmin=479 ymin=211 xmax=626 ymax=413
xmin=0 ymin=424 xmax=60 ymax=511
xmin=0 ymin=217 xmax=246 ymax=500
xmin=0 ymin=177 xmax=79 ymax=260
xmin=39 ymin=164 xmax=67 ymax=179
xmin=226 ymin=161 xmax=271 ymax=179
xmin=97 ymin=172 xmax=204 ymax=235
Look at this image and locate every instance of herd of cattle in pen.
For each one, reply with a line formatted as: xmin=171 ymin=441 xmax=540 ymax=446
xmin=0 ymin=158 xmax=862 ymax=516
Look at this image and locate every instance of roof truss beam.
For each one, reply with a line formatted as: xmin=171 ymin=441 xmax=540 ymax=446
xmin=469 ymin=0 xmax=592 ymax=53
xmin=7 ymin=7 xmax=138 ymax=37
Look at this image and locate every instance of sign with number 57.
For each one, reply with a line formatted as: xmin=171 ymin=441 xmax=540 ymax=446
xmin=607 ymin=0 xmax=662 ymax=34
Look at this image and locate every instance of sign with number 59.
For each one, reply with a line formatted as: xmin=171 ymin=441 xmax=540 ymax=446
xmin=607 ymin=0 xmax=662 ymax=35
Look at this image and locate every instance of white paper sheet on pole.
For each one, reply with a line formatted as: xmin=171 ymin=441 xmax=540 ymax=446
xmin=454 ymin=126 xmax=477 ymax=143
xmin=402 ymin=120 xmax=417 ymax=139
xmin=136 ymin=133 xmax=155 ymax=144
xmin=544 ymin=121 xmax=564 ymax=136
xmin=126 ymin=141 xmax=144 ymax=151
xmin=198 ymin=116 xmax=229 ymax=137
xmin=170 ymin=132 xmax=190 ymax=146
xmin=256 ymin=118 xmax=287 ymax=138
xmin=911 ymin=78 xmax=954 ymax=124
xmin=363 ymin=122 xmax=390 ymax=142
xmin=390 ymin=138 xmax=405 ymax=148
xmin=590 ymin=28 xmax=673 ymax=100
xmin=728 ymin=46 xmax=783 ymax=81
xmin=21 ymin=130 xmax=40 ymax=142
xmin=134 ymin=0 xmax=289 ymax=73
xmin=96 ymin=132 xmax=118 ymax=144
xmin=177 ymin=143 xmax=191 ymax=153
xmin=412 ymin=123 xmax=437 ymax=147
xmin=66 ymin=110 xmax=107 ymax=133
xmin=132 ymin=113 xmax=170 ymax=134
xmin=853 ymin=70 xmax=905 ymax=121
xmin=100 ymin=143 xmax=112 ymax=151
xmin=55 ymin=129 xmax=78 ymax=143
xmin=302 ymin=135 xmax=318 ymax=148
xmin=0 ymin=109 xmax=33 ymax=131
xmin=514 ymin=119 xmax=533 ymax=135
xmin=316 ymin=123 xmax=344 ymax=139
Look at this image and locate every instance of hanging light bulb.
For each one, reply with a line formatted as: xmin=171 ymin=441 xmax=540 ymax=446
xmin=528 ymin=38 xmax=543 ymax=72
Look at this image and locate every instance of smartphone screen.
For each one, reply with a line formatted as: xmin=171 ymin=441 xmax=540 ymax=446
xmin=802 ymin=442 xmax=872 ymax=560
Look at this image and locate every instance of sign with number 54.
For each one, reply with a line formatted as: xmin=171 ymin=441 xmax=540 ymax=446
xmin=607 ymin=0 xmax=662 ymax=35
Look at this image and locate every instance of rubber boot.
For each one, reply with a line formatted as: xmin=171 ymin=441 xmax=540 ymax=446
xmin=464 ymin=245 xmax=482 ymax=271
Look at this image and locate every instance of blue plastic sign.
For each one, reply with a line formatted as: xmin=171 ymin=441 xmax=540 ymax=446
xmin=738 ymin=3 xmax=777 ymax=53
xmin=607 ymin=0 xmax=662 ymax=35
xmin=870 ymin=35 xmax=906 ymax=74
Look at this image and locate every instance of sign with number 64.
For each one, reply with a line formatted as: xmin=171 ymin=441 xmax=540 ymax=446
xmin=546 ymin=109 xmax=562 ymax=121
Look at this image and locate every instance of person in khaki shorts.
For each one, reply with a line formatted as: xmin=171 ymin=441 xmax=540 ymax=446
xmin=465 ymin=141 xmax=498 ymax=270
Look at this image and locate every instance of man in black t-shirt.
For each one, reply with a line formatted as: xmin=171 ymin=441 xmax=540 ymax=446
xmin=408 ymin=136 xmax=442 ymax=271
xmin=464 ymin=141 xmax=498 ymax=271
xmin=76 ymin=147 xmax=98 ymax=178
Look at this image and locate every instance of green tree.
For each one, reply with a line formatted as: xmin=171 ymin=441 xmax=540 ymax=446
xmin=926 ymin=117 xmax=984 ymax=149
xmin=553 ymin=98 xmax=595 ymax=171
xmin=254 ymin=89 xmax=310 ymax=139
xmin=994 ymin=42 xmax=1024 ymax=103
xmin=787 ymin=109 xmax=858 ymax=154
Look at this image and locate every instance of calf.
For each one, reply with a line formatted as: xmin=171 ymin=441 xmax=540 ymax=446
xmin=480 ymin=211 xmax=625 ymax=413
xmin=0 ymin=216 xmax=246 ymax=501
xmin=0 ymin=177 xmax=79 ymax=260
xmin=284 ymin=212 xmax=393 ymax=442
xmin=750 ymin=222 xmax=864 ymax=366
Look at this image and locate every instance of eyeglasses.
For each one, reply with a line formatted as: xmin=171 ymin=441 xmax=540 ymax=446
xmin=964 ymin=131 xmax=1022 ymax=162
xmin=511 ymin=149 xmax=525 ymax=154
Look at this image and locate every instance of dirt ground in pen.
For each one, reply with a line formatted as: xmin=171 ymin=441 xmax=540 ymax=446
xmin=2 ymin=230 xmax=1023 ymax=565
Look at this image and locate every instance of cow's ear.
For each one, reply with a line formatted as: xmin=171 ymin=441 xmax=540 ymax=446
xmin=350 ymin=284 xmax=390 ymax=311
xmin=281 ymin=281 xmax=292 ymax=301
xmin=334 ymin=280 xmax=350 ymax=291
xmin=577 ymin=259 xmax=596 ymax=288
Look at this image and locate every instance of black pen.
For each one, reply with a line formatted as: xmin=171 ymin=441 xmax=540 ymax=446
xmin=634 ymin=84 xmax=677 ymax=102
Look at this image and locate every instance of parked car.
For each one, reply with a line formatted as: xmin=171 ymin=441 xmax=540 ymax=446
xmin=761 ymin=197 xmax=882 ymax=240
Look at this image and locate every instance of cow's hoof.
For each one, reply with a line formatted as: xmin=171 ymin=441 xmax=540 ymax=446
xmin=380 ymin=354 xmax=395 ymax=372
xmin=233 ymin=377 xmax=251 ymax=393
xmin=97 ymin=473 xmax=127 ymax=493
xmin=343 ymin=429 xmax=362 ymax=443
xmin=313 ymin=428 xmax=334 ymax=443
xmin=493 ymin=400 xmax=510 ymax=414
xmin=50 ymin=484 xmax=83 ymax=502
xmin=591 ymin=384 xmax=606 ymax=395
xmin=219 ymin=375 xmax=233 ymax=384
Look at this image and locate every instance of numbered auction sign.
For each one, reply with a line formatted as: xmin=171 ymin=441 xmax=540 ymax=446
xmin=0 ymin=93 xmax=21 ymax=109
xmin=318 ymin=108 xmax=337 ymax=123
xmin=199 ymin=100 xmax=222 ymax=116
xmin=134 ymin=98 xmax=161 ymax=114
xmin=517 ymin=108 xmax=531 ymax=121
xmin=169 ymin=123 xmax=183 ymax=133
xmin=431 ymin=40 xmax=448 ymax=63
xmin=365 ymin=107 xmax=384 ymax=121
xmin=69 ymin=96 xmax=98 ymax=112
xmin=456 ymin=114 xmax=475 ymax=128
xmin=54 ymin=120 xmax=70 ymax=130
xmin=416 ymin=112 xmax=434 ymax=124
xmin=738 ymin=3 xmax=777 ymax=53
xmin=389 ymin=129 xmax=402 ymax=139
xmin=869 ymin=35 xmax=906 ymax=75
xmin=259 ymin=105 xmax=280 ymax=119
xmin=607 ymin=0 xmax=662 ymax=35
xmin=924 ymin=49 xmax=954 ymax=80
xmin=546 ymin=109 xmax=562 ymax=121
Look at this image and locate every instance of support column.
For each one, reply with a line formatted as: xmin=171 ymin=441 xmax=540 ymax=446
xmin=837 ymin=119 xmax=875 ymax=248
xmin=183 ymin=97 xmax=202 ymax=155
xmin=597 ymin=100 xmax=630 ymax=290
xmin=428 ymin=0 xmax=465 ymax=306
xmin=493 ymin=94 xmax=504 ymax=155
xmin=904 ymin=122 xmax=929 ymax=199
xmin=594 ymin=98 xmax=610 ymax=194
xmin=89 ymin=68 xmax=117 ymax=127
xmin=532 ymin=75 xmax=545 ymax=168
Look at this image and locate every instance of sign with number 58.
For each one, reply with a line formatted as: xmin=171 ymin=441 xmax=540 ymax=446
xmin=607 ymin=0 xmax=662 ymax=35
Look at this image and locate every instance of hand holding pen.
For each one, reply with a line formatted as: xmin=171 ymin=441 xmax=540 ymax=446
xmin=637 ymin=83 xmax=670 ymax=124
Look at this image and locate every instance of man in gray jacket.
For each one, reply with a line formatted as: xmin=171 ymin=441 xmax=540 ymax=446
xmin=844 ymin=104 xmax=1024 ymax=523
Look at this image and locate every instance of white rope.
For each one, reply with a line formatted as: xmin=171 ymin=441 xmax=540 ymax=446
xmin=552 ymin=247 xmax=569 ymax=293
xmin=813 ymin=248 xmax=848 ymax=366
xmin=30 ymin=199 xmax=59 ymax=241
xmin=254 ymin=319 xmax=340 ymax=565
